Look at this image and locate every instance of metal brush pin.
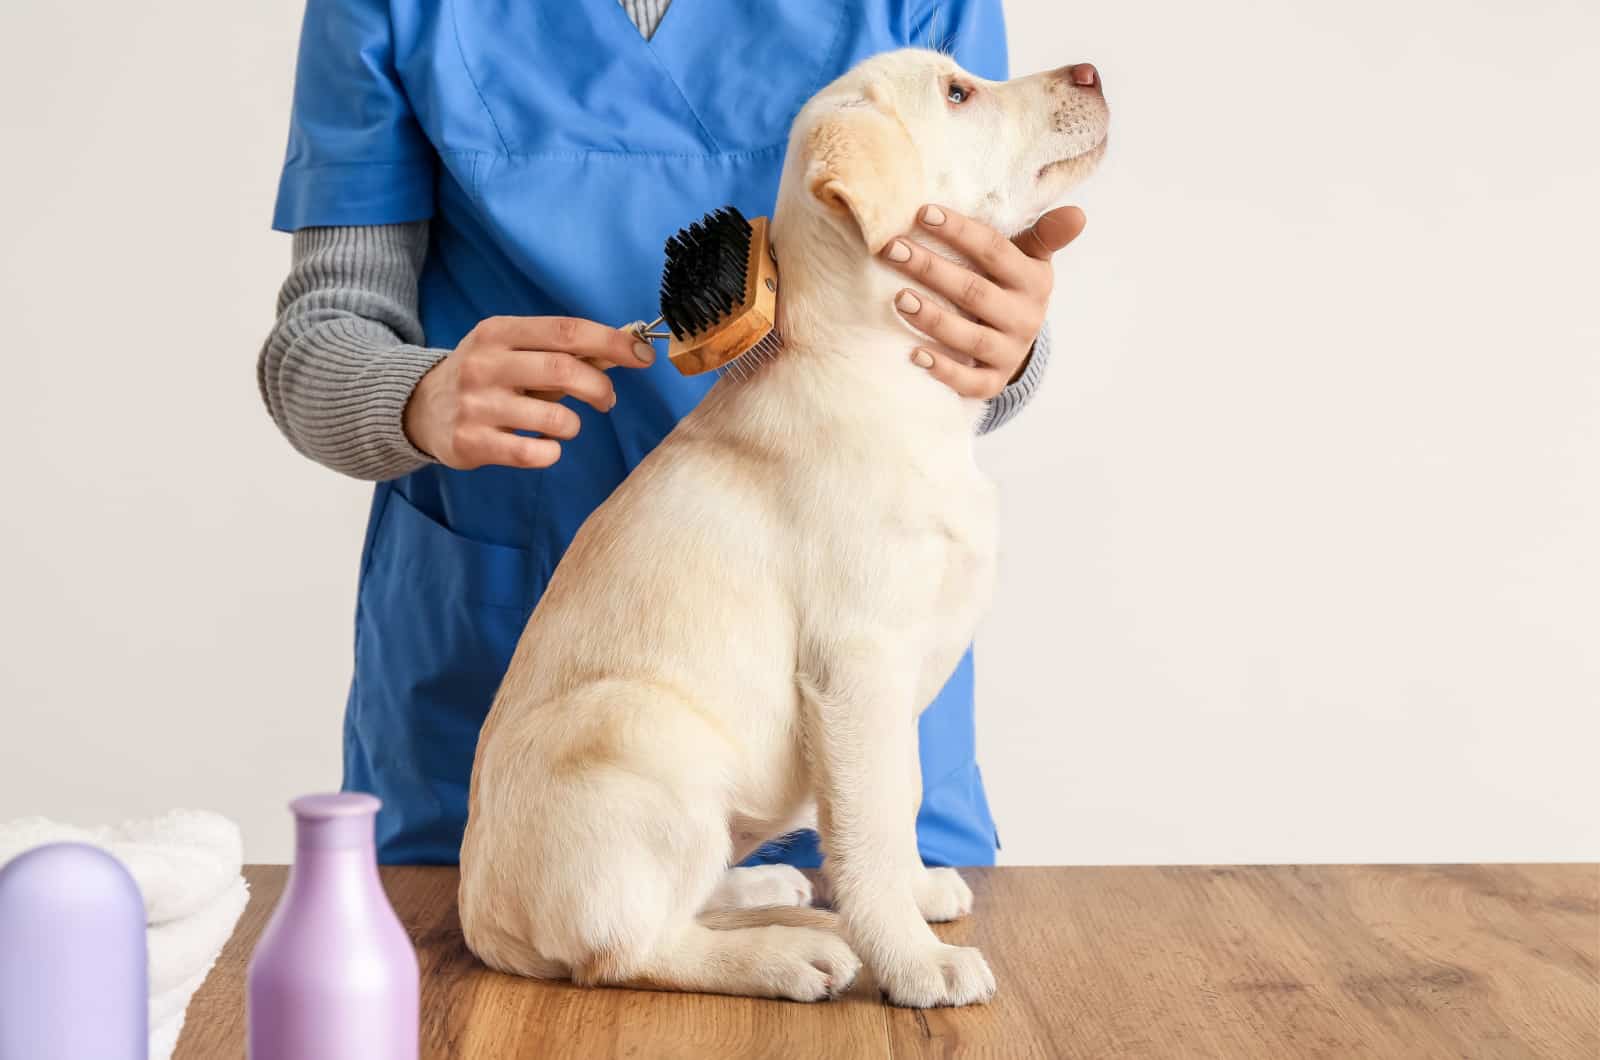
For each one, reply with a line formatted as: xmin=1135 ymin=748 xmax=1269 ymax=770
xmin=624 ymin=316 xmax=673 ymax=343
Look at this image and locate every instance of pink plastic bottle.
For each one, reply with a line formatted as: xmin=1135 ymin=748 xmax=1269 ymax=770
xmin=247 ymin=793 xmax=418 ymax=1060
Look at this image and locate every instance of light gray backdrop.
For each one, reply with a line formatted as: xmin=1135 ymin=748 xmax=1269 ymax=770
xmin=1 ymin=0 xmax=1595 ymax=863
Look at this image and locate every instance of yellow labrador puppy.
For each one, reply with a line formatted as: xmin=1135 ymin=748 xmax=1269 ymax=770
xmin=459 ymin=48 xmax=1108 ymax=1008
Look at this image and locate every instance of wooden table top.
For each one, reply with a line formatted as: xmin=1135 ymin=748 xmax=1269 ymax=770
xmin=178 ymin=864 xmax=1598 ymax=1059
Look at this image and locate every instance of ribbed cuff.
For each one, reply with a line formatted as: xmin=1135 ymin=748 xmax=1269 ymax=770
xmin=267 ymin=323 xmax=448 ymax=481
xmin=979 ymin=321 xmax=1052 ymax=434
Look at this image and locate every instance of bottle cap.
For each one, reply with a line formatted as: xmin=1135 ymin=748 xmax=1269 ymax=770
xmin=290 ymin=792 xmax=382 ymax=850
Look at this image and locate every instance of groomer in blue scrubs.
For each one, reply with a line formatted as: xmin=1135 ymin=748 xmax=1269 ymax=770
xmin=258 ymin=0 xmax=1085 ymax=866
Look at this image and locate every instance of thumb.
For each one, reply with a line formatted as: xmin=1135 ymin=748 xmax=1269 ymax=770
xmin=1014 ymin=205 xmax=1087 ymax=261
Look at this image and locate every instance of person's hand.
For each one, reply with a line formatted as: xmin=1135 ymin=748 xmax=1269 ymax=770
xmin=403 ymin=316 xmax=656 ymax=469
xmin=880 ymin=205 xmax=1087 ymax=399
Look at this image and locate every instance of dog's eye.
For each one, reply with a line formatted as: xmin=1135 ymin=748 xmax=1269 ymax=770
xmin=946 ymin=82 xmax=973 ymax=106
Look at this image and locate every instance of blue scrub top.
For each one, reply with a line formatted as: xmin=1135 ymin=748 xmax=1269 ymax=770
xmin=273 ymin=0 xmax=1008 ymax=867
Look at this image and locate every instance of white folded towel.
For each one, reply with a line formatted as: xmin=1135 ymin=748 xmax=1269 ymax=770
xmin=148 ymin=874 xmax=250 ymax=995
xmin=146 ymin=880 xmax=249 ymax=1060
xmin=0 ymin=810 xmax=243 ymax=924
xmin=0 ymin=811 xmax=250 ymax=1060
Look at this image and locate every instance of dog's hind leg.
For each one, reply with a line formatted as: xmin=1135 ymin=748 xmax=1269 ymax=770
xmin=521 ymin=839 xmax=858 ymax=1000
xmin=556 ymin=811 xmax=857 ymax=999
xmin=464 ymin=681 xmax=859 ymax=1001
xmin=581 ymin=918 xmax=860 ymax=1001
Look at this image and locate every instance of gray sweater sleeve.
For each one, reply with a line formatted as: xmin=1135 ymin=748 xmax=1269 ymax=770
xmin=256 ymin=223 xmax=448 ymax=481
xmin=256 ymin=222 xmax=1051 ymax=480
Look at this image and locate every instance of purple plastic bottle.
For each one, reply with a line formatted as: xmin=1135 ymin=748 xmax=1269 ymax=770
xmin=247 ymin=793 xmax=419 ymax=1060
xmin=0 ymin=843 xmax=149 ymax=1060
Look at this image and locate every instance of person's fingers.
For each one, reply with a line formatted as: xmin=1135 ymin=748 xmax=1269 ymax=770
xmin=909 ymin=345 xmax=1007 ymax=400
xmin=1014 ymin=205 xmax=1087 ymax=261
xmin=893 ymin=288 xmax=1011 ymax=370
xmin=452 ymin=425 xmax=562 ymax=470
xmin=881 ymin=236 xmax=1008 ymax=324
xmin=915 ymin=204 xmax=1033 ymax=289
xmin=476 ymin=392 xmax=582 ymax=440
xmin=474 ymin=316 xmax=656 ymax=367
xmin=494 ymin=350 xmax=617 ymax=413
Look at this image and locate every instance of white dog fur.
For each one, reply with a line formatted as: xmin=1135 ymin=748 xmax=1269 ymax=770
xmin=459 ymin=48 xmax=1108 ymax=1008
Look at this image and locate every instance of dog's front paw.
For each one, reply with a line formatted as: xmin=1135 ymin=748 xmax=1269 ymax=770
xmin=706 ymin=864 xmax=814 ymax=913
xmin=914 ymin=867 xmax=973 ymax=922
xmin=876 ymin=944 xmax=996 ymax=1008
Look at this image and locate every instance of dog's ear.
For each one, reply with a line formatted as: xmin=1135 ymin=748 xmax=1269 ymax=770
xmin=805 ymin=91 xmax=923 ymax=254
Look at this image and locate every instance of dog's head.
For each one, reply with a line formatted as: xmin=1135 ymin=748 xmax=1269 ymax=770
xmin=779 ymin=49 xmax=1109 ymax=258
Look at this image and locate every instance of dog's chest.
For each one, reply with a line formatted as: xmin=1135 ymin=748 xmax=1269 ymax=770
xmin=913 ymin=483 xmax=998 ymax=675
xmin=862 ymin=468 xmax=998 ymax=628
xmin=937 ymin=503 xmax=996 ymax=612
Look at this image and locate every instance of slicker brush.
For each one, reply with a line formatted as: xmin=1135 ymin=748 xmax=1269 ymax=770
xmin=629 ymin=207 xmax=782 ymax=377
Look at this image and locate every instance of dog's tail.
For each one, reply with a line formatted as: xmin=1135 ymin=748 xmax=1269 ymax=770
xmin=697 ymin=905 xmax=842 ymax=932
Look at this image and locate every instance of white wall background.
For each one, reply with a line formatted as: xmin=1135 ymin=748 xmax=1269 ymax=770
xmin=1 ymin=1 xmax=1595 ymax=865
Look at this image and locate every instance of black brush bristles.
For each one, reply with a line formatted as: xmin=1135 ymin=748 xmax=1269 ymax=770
xmin=659 ymin=207 xmax=754 ymax=341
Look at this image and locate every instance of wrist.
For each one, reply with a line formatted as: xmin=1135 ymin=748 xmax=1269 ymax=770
xmin=403 ymin=359 xmax=451 ymax=460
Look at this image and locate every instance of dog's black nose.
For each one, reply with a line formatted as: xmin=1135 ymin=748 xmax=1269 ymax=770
xmin=1056 ymin=63 xmax=1102 ymax=93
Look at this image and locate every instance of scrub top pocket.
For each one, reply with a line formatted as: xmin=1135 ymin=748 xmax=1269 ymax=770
xmin=346 ymin=488 xmax=536 ymax=863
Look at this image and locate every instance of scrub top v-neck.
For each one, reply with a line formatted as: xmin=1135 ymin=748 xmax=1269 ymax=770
xmin=272 ymin=0 xmax=1011 ymax=867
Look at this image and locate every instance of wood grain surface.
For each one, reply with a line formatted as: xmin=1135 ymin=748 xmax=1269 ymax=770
xmin=177 ymin=864 xmax=1598 ymax=1059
